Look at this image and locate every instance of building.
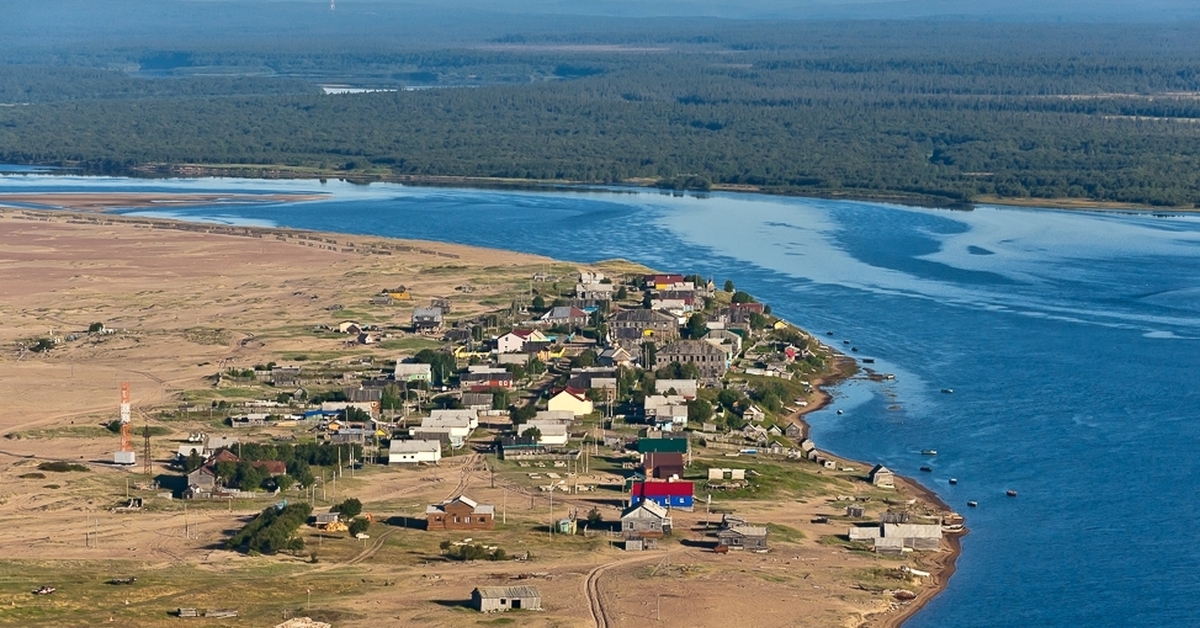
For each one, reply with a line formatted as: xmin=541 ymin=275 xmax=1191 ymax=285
xmin=388 ymin=440 xmax=441 ymax=464
xmin=412 ymin=307 xmax=444 ymax=331
xmin=394 ymin=362 xmax=432 ymax=383
xmin=461 ymin=392 xmax=494 ymax=410
xmin=539 ymin=306 xmax=589 ymax=327
xmin=644 ymin=274 xmax=686 ymax=290
xmin=638 ymin=437 xmax=689 ymax=456
xmin=547 ymin=388 xmax=593 ymax=417
xmin=643 ymin=452 xmax=685 ymax=479
xmin=630 ymin=480 xmax=694 ymax=510
xmin=869 ymin=464 xmax=895 ymax=488
xmin=718 ymin=525 xmax=769 ymax=551
xmin=471 ymin=586 xmax=542 ymax=613
xmin=598 ymin=346 xmax=635 ymax=367
xmin=610 ymin=309 xmax=679 ymax=342
xmin=655 ymin=340 xmax=729 ymax=379
xmin=576 ymin=281 xmax=614 ymax=301
xmin=429 ymin=408 xmax=479 ymax=430
xmin=785 ymin=422 xmax=805 ymax=442
xmin=523 ymin=422 xmax=568 ymax=446
xmin=848 ymin=520 xmax=943 ymax=554
xmin=461 ymin=367 xmax=513 ymax=391
xmin=427 ymin=495 xmax=495 ymax=531
xmin=620 ymin=500 xmax=672 ymax=537
xmin=496 ymin=329 xmax=548 ymax=354
xmin=654 ymin=379 xmax=698 ymax=398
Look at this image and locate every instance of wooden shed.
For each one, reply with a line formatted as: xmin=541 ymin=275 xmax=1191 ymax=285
xmin=869 ymin=464 xmax=895 ymax=488
xmin=471 ymin=585 xmax=542 ymax=612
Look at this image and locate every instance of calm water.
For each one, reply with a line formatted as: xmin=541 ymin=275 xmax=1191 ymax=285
xmin=5 ymin=174 xmax=1200 ymax=626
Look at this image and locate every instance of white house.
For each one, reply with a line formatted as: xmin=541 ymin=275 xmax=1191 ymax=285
xmin=526 ymin=423 xmax=568 ymax=446
xmin=547 ymin=388 xmax=593 ymax=417
xmin=430 ymin=408 xmax=479 ymax=430
xmin=497 ymin=329 xmax=548 ymax=354
xmin=417 ymin=414 xmax=473 ymax=446
xmin=388 ymin=440 xmax=442 ymax=464
xmin=394 ymin=362 xmax=432 ymax=383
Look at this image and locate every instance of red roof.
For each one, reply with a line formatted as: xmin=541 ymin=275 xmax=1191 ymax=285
xmin=633 ymin=481 xmax=694 ymax=497
xmin=253 ymin=460 xmax=287 ymax=475
xmin=510 ymin=329 xmax=536 ymax=339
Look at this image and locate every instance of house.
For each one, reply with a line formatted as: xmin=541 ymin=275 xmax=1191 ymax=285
xmin=547 ymin=388 xmax=593 ymax=417
xmin=718 ymin=525 xmax=769 ymax=551
xmin=337 ymin=321 xmax=363 ymax=334
xmin=539 ymin=306 xmax=589 ymax=327
xmin=656 ymin=340 xmax=729 ymax=379
xmin=610 ymin=309 xmax=679 ymax=342
xmin=598 ymin=346 xmax=635 ymax=367
xmin=742 ymin=405 xmax=766 ymax=422
xmin=785 ymin=423 xmax=805 ymax=442
xmin=497 ymin=329 xmax=548 ymax=354
xmin=412 ymin=307 xmax=444 ymax=331
xmin=638 ymin=437 xmax=689 ymax=456
xmin=620 ymin=500 xmax=672 ymax=537
xmin=654 ymin=379 xmax=698 ymax=398
xmin=271 ymin=366 xmax=302 ymax=387
xmin=393 ymin=362 xmax=432 ymax=383
xmin=869 ymin=464 xmax=895 ymax=488
xmin=579 ymin=271 xmax=606 ymax=284
xmin=186 ymin=448 xmax=241 ymax=492
xmin=461 ymin=392 xmax=494 ymax=410
xmin=643 ymin=452 xmax=685 ymax=479
xmin=371 ymin=293 xmax=394 ymax=306
xmin=427 ymin=495 xmax=495 ymax=531
xmin=631 ymin=480 xmax=694 ymax=510
xmin=703 ymin=328 xmax=743 ymax=359
xmin=496 ymin=435 xmax=547 ymax=459
xmin=522 ymin=422 xmax=568 ymax=446
xmin=321 ymin=401 xmax=379 ymax=419
xmin=461 ymin=367 xmax=513 ymax=391
xmin=848 ymin=520 xmax=943 ymax=554
xmin=471 ymin=586 xmax=542 ymax=613
xmin=388 ymin=440 xmax=441 ymax=464
xmin=644 ymin=274 xmax=686 ymax=290
xmin=576 ymin=281 xmax=614 ymax=301
xmin=650 ymin=297 xmax=693 ymax=314
xmin=430 ymin=408 xmax=479 ymax=430
xmin=533 ymin=410 xmax=575 ymax=424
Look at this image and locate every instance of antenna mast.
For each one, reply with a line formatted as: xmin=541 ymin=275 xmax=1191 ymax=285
xmin=113 ymin=383 xmax=136 ymax=466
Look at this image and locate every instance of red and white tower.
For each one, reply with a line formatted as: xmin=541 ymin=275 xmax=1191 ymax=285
xmin=113 ymin=383 xmax=136 ymax=465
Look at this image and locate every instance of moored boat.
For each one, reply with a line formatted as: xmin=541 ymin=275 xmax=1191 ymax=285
xmin=919 ymin=466 xmax=933 ymax=472
xmin=941 ymin=388 xmax=954 ymax=394
xmin=921 ymin=449 xmax=937 ymax=456
xmin=949 ymin=478 xmax=958 ymax=485
xmin=1006 ymin=489 xmax=1018 ymax=497
xmin=967 ymin=500 xmax=978 ymax=507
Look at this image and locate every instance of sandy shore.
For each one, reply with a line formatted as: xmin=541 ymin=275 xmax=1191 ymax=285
xmin=0 ymin=192 xmax=328 ymax=212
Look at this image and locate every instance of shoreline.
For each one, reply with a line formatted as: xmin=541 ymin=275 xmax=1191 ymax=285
xmin=3 ymin=202 xmax=964 ymax=627
xmin=784 ymin=355 xmax=965 ymax=628
xmin=5 ymin=163 xmax=1195 ymax=213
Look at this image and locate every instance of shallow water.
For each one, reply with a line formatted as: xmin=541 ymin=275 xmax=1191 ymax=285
xmin=4 ymin=174 xmax=1199 ymax=626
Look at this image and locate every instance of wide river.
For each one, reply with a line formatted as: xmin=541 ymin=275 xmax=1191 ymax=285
xmin=5 ymin=174 xmax=1200 ymax=627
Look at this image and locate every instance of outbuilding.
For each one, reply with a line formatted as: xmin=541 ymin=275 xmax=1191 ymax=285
xmin=471 ymin=585 xmax=542 ymax=613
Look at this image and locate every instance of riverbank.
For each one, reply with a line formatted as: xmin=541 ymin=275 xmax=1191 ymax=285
xmin=784 ymin=355 xmax=964 ymax=628
xmin=8 ymin=161 xmax=1190 ymax=212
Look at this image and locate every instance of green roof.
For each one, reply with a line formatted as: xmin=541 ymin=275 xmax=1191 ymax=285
xmin=638 ymin=438 xmax=689 ymax=454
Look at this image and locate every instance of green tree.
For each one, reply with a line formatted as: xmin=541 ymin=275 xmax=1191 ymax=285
xmin=732 ymin=291 xmax=756 ymax=304
xmin=571 ymin=349 xmax=597 ymax=368
xmin=685 ymin=313 xmax=707 ymax=339
xmin=348 ymin=518 xmax=370 ymax=536
xmin=521 ymin=426 xmax=542 ymax=441
xmin=687 ymin=398 xmax=714 ymax=424
xmin=723 ymin=280 xmax=735 ymax=293
xmin=183 ymin=451 xmax=204 ymax=473
xmin=531 ymin=295 xmax=546 ymax=310
xmin=586 ymin=507 xmax=603 ymax=527
xmin=333 ymin=498 xmax=363 ymax=519
xmin=615 ymin=286 xmax=627 ymax=300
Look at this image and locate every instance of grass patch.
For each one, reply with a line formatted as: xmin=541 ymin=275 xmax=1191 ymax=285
xmin=42 ymin=484 xmax=61 ymax=489
xmin=686 ymin=459 xmax=847 ymax=500
xmin=478 ymin=617 xmax=516 ymax=625
xmin=766 ymin=523 xmax=805 ymax=543
xmin=38 ymin=461 xmax=89 ymax=473
xmin=18 ymin=472 xmax=46 ymax=479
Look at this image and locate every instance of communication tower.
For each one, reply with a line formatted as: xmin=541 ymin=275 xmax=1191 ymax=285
xmin=113 ymin=383 xmax=136 ymax=465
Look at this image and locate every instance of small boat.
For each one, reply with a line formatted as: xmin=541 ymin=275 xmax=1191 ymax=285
xmin=967 ymin=501 xmax=978 ymax=508
xmin=851 ymin=347 xmax=859 ymax=352
xmin=921 ymin=449 xmax=937 ymax=456
xmin=919 ymin=466 xmax=933 ymax=472
xmin=826 ymin=331 xmax=834 ymax=336
xmin=862 ymin=358 xmax=875 ymax=364
xmin=893 ymin=590 xmax=917 ymax=601
xmin=941 ymin=388 xmax=954 ymax=394
xmin=843 ymin=340 xmax=851 ymax=345
xmin=949 ymin=478 xmax=958 ymax=485
xmin=1006 ymin=490 xmax=1018 ymax=497
xmin=836 ymin=409 xmax=844 ymax=415
xmin=32 ymin=586 xmax=55 ymax=595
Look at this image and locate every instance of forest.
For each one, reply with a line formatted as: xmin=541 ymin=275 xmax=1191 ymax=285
xmin=4 ymin=20 xmax=1200 ymax=206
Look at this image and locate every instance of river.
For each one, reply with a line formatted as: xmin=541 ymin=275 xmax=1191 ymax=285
xmin=4 ymin=173 xmax=1200 ymax=627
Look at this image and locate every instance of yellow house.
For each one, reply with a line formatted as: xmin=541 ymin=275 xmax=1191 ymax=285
xmin=547 ymin=388 xmax=593 ymax=417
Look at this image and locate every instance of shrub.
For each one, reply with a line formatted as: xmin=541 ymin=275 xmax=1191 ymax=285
xmin=38 ymin=461 xmax=89 ymax=473
xmin=331 ymin=498 xmax=362 ymax=519
xmin=348 ymin=518 xmax=370 ymax=536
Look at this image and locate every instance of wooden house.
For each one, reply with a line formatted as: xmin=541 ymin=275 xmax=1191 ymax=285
xmin=426 ymin=495 xmax=495 ymax=531
xmin=643 ymin=452 xmax=685 ymax=479
xmin=718 ymin=525 xmax=769 ymax=551
xmin=620 ymin=500 xmax=672 ymax=538
xmin=471 ymin=586 xmax=541 ymax=612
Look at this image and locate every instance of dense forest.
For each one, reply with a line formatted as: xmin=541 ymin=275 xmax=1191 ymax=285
xmin=4 ymin=21 xmax=1200 ymax=206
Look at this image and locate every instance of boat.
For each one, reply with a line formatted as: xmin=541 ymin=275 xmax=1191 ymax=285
xmin=1006 ymin=490 xmax=1018 ymax=497
xmin=919 ymin=466 xmax=933 ymax=472
xmin=851 ymin=347 xmax=859 ymax=352
xmin=32 ymin=586 xmax=55 ymax=595
xmin=836 ymin=409 xmax=844 ymax=415
xmin=967 ymin=501 xmax=978 ymax=508
xmin=921 ymin=449 xmax=937 ymax=456
xmin=843 ymin=340 xmax=851 ymax=344
xmin=941 ymin=388 xmax=954 ymax=394
xmin=949 ymin=478 xmax=958 ymax=485
xmin=862 ymin=358 xmax=875 ymax=364
xmin=826 ymin=331 xmax=834 ymax=336
xmin=893 ymin=590 xmax=917 ymax=601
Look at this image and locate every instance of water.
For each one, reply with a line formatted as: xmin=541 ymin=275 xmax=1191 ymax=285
xmin=4 ymin=174 xmax=1199 ymax=626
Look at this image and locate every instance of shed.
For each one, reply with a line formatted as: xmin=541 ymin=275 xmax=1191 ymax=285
xmin=643 ymin=452 xmax=685 ymax=479
xmin=471 ymin=585 xmax=542 ymax=613
xmin=620 ymin=500 xmax=672 ymax=537
xmin=869 ymin=464 xmax=896 ymax=488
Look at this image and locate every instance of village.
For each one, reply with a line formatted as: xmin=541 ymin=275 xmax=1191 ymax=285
xmin=0 ymin=213 xmax=962 ymax=628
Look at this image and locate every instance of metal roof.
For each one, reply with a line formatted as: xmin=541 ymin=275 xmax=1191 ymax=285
xmin=474 ymin=585 xmax=541 ymax=599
